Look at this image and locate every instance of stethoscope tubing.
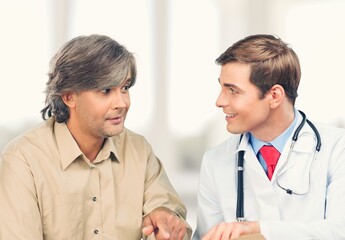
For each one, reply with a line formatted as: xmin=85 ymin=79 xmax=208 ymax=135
xmin=236 ymin=110 xmax=321 ymax=221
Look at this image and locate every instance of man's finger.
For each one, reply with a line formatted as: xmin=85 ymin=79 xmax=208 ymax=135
xmin=154 ymin=223 xmax=171 ymax=240
xmin=142 ymin=225 xmax=155 ymax=236
xmin=142 ymin=216 xmax=155 ymax=236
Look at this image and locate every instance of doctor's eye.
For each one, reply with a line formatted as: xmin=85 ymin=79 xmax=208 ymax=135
xmin=229 ymin=87 xmax=239 ymax=94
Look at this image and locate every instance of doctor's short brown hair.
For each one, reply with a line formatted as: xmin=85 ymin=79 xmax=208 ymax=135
xmin=216 ymin=34 xmax=301 ymax=105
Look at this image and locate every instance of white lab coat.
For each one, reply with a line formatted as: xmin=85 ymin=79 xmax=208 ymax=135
xmin=193 ymin=112 xmax=345 ymax=240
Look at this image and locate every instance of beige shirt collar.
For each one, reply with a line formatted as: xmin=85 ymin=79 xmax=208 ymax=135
xmin=54 ymin=121 xmax=118 ymax=170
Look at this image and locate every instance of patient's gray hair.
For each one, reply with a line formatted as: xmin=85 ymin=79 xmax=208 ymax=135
xmin=41 ymin=34 xmax=136 ymax=123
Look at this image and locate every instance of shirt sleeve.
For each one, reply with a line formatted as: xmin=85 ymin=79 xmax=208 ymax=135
xmin=142 ymin=139 xmax=192 ymax=239
xmin=0 ymin=152 xmax=44 ymax=240
xmin=193 ymin=151 xmax=224 ymax=239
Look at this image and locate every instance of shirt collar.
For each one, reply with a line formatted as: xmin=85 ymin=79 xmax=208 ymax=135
xmin=54 ymin=121 xmax=118 ymax=170
xmin=249 ymin=108 xmax=299 ymax=155
xmin=92 ymin=138 xmax=118 ymax=164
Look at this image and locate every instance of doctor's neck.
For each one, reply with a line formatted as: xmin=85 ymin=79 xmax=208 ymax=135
xmin=252 ymin=106 xmax=295 ymax=142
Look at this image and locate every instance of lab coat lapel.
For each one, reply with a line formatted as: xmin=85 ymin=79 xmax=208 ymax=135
xmin=238 ymin=133 xmax=267 ymax=178
xmin=238 ymin=134 xmax=281 ymax=220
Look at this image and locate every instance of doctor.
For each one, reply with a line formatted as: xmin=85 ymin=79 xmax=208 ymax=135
xmin=193 ymin=34 xmax=345 ymax=240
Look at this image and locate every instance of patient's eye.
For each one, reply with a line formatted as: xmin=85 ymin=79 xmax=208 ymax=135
xmin=100 ymin=89 xmax=111 ymax=94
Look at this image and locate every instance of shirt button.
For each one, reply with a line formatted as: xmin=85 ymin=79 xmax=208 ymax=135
xmin=92 ymin=196 xmax=97 ymax=201
xmin=94 ymin=229 xmax=99 ymax=234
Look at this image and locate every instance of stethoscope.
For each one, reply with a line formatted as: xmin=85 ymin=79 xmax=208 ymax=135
xmin=236 ymin=110 xmax=321 ymax=222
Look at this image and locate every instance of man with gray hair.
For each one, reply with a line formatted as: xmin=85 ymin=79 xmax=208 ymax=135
xmin=0 ymin=34 xmax=191 ymax=240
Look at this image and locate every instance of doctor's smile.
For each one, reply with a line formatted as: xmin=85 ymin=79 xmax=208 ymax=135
xmin=225 ymin=113 xmax=238 ymax=120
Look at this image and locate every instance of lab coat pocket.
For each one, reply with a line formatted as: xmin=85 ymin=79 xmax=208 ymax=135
xmin=42 ymin=193 xmax=83 ymax=240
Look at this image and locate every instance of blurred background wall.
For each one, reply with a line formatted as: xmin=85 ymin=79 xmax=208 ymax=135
xmin=1 ymin=0 xmax=345 ymax=232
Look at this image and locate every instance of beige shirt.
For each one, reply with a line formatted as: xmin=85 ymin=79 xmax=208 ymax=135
xmin=0 ymin=118 xmax=191 ymax=240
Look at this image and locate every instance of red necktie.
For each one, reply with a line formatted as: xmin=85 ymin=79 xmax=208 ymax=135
xmin=259 ymin=145 xmax=280 ymax=180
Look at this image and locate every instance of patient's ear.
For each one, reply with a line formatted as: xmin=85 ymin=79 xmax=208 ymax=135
xmin=61 ymin=92 xmax=76 ymax=108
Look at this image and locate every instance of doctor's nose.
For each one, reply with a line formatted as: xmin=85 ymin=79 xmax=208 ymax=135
xmin=216 ymin=91 xmax=228 ymax=108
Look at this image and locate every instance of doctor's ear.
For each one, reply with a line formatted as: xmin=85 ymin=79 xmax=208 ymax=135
xmin=268 ymin=84 xmax=285 ymax=108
